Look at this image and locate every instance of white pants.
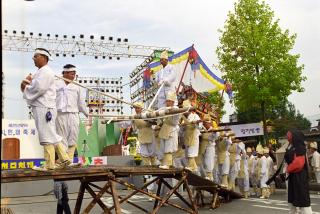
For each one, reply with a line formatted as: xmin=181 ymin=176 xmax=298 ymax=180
xmin=229 ymin=162 xmax=239 ymax=183
xmin=315 ymin=170 xmax=320 ymax=184
xmin=140 ymin=142 xmax=156 ymax=157
xmin=32 ymin=106 xmax=62 ymax=145
xmin=219 ymin=157 xmax=230 ymax=175
xmin=203 ymin=145 xmax=215 ymax=172
xmin=185 ymin=143 xmax=199 ymax=158
xmin=56 ymin=112 xmax=79 ymax=149
xmin=288 ymin=203 xmax=312 ymax=214
xmin=160 ymin=137 xmax=178 ymax=154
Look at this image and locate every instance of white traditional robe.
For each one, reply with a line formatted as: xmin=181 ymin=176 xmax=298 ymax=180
xmin=202 ymin=130 xmax=217 ymax=173
xmin=155 ymin=64 xmax=177 ymax=109
xmin=55 ymin=80 xmax=88 ymax=148
xmin=159 ymin=106 xmax=181 ymax=154
xmin=184 ymin=112 xmax=201 ymax=157
xmin=23 ymin=65 xmax=62 ymax=145
xmin=259 ymin=156 xmax=269 ymax=188
xmin=311 ymin=151 xmax=320 ymax=183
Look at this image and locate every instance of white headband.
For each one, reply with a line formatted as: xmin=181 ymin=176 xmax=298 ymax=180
xmin=34 ymin=49 xmax=53 ymax=61
xmin=63 ymin=67 xmax=76 ymax=72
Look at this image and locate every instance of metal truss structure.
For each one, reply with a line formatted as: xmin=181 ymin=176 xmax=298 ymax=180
xmin=2 ymin=30 xmax=170 ymax=59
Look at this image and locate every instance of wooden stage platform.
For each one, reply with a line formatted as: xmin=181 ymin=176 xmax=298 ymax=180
xmin=1 ymin=166 xmax=242 ymax=214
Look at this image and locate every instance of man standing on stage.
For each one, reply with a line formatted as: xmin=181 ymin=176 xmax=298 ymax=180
xmin=21 ymin=48 xmax=71 ymax=171
xmin=55 ymin=64 xmax=88 ymax=161
xmin=155 ymin=51 xmax=177 ymax=109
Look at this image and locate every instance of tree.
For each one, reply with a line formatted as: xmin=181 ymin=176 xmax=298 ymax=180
xmin=216 ymin=0 xmax=305 ymax=143
xmin=203 ymin=91 xmax=226 ymax=121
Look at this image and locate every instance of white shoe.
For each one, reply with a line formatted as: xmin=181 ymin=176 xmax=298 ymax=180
xmin=220 ymin=184 xmax=228 ymax=188
xmin=68 ymin=162 xmax=82 ymax=168
xmin=159 ymin=165 xmax=169 ymax=169
xmin=32 ymin=166 xmax=55 ymax=171
xmin=55 ymin=160 xmax=72 ymax=169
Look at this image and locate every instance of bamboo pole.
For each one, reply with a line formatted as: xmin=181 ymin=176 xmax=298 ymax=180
xmin=55 ymin=75 xmax=150 ymax=111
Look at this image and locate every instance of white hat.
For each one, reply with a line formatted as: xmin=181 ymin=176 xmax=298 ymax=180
xmin=160 ymin=51 xmax=169 ymax=60
xmin=34 ymin=48 xmax=53 ymax=61
xmin=133 ymin=102 xmax=144 ymax=108
xmin=263 ymin=147 xmax=269 ymax=154
xmin=310 ymin=142 xmax=318 ymax=150
xmin=166 ymin=91 xmax=177 ymax=102
xmin=257 ymin=148 xmax=264 ymax=155
xmin=182 ymin=100 xmax=192 ymax=108
xmin=63 ymin=65 xmax=76 ymax=72
xmin=203 ymin=114 xmax=211 ymax=122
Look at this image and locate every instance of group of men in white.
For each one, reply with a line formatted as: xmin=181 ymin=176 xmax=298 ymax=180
xmin=20 ymin=48 xmax=88 ymax=171
xmin=128 ymin=50 xmax=278 ymax=199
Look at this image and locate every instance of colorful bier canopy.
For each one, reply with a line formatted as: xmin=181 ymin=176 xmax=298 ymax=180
xmin=149 ymin=45 xmax=226 ymax=93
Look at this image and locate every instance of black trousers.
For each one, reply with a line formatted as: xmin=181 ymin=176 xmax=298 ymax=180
xmin=56 ymin=198 xmax=71 ymax=214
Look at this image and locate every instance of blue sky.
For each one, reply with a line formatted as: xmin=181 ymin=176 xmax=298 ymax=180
xmin=2 ymin=0 xmax=320 ymax=123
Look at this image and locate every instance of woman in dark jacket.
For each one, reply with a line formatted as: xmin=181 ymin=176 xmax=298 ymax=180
xmin=284 ymin=129 xmax=312 ymax=214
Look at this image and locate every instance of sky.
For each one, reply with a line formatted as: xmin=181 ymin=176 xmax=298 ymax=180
xmin=2 ymin=0 xmax=320 ymax=124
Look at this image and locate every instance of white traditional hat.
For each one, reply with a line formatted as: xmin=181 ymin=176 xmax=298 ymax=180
xmin=256 ymin=143 xmax=264 ymax=155
xmin=203 ymin=114 xmax=211 ymax=122
xmin=182 ymin=99 xmax=192 ymax=108
xmin=166 ymin=91 xmax=177 ymax=101
xmin=160 ymin=51 xmax=169 ymax=60
xmin=310 ymin=142 xmax=318 ymax=150
xmin=34 ymin=48 xmax=53 ymax=61
xmin=257 ymin=148 xmax=264 ymax=155
xmin=263 ymin=147 xmax=269 ymax=154
xmin=133 ymin=102 xmax=144 ymax=108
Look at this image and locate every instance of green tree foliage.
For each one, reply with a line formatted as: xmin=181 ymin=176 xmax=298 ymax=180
xmin=216 ymin=0 xmax=305 ymax=140
xmin=201 ymin=91 xmax=226 ymax=120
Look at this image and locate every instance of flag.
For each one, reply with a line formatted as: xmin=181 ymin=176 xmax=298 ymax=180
xmin=149 ymin=45 xmax=225 ymax=93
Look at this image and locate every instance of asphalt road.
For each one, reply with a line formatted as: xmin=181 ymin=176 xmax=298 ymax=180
xmin=2 ymin=189 xmax=320 ymax=214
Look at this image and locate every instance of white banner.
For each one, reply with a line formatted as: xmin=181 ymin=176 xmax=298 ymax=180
xmin=1 ymin=119 xmax=42 ymax=158
xmin=222 ymin=122 xmax=264 ymax=137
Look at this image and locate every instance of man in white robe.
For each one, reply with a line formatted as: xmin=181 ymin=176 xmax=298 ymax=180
xmin=158 ymin=91 xmax=181 ymax=169
xmin=181 ymin=100 xmax=201 ymax=172
xmin=310 ymin=142 xmax=320 ymax=187
xmin=55 ymin=64 xmax=88 ymax=161
xmin=155 ymin=51 xmax=177 ymax=109
xmin=21 ymin=48 xmax=71 ymax=171
xmin=257 ymin=148 xmax=269 ymax=199
xmin=197 ymin=114 xmax=218 ymax=181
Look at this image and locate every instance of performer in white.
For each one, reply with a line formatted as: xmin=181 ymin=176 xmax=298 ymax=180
xmin=247 ymin=147 xmax=259 ymax=196
xmin=217 ymin=133 xmax=232 ymax=188
xmin=181 ymin=100 xmax=201 ymax=172
xmin=155 ymin=51 xmax=177 ymax=109
xmin=265 ymin=147 xmax=274 ymax=197
xmin=197 ymin=114 xmax=218 ymax=181
xmin=132 ymin=102 xmax=157 ymax=166
xmin=310 ymin=142 xmax=320 ymax=186
xmin=237 ymin=142 xmax=250 ymax=198
xmin=228 ymin=138 xmax=241 ymax=191
xmin=257 ymin=147 xmax=269 ymax=199
xmin=158 ymin=91 xmax=181 ymax=169
xmin=55 ymin=64 xmax=88 ymax=161
xmin=21 ymin=48 xmax=71 ymax=171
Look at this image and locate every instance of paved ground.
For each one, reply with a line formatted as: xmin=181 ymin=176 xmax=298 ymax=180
xmin=1 ymin=189 xmax=320 ymax=213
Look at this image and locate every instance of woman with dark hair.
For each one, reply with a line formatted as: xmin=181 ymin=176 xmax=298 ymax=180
xmin=284 ymin=130 xmax=312 ymax=214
